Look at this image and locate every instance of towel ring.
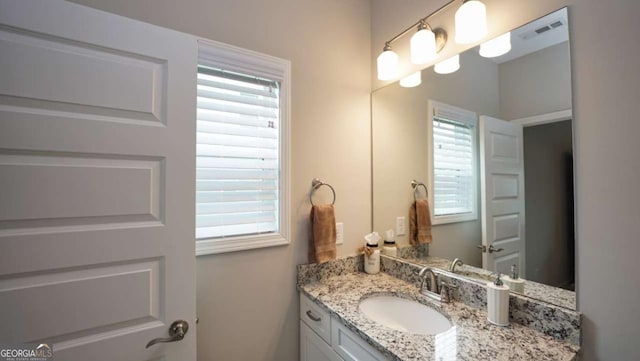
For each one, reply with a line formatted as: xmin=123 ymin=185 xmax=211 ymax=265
xmin=411 ymin=180 xmax=428 ymax=201
xmin=310 ymin=178 xmax=336 ymax=206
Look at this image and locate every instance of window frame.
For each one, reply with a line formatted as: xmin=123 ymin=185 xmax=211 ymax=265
xmin=427 ymin=99 xmax=479 ymax=225
xmin=196 ymin=39 xmax=291 ymax=256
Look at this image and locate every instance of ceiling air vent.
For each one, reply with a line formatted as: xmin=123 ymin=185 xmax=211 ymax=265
xmin=519 ymin=18 xmax=565 ymax=40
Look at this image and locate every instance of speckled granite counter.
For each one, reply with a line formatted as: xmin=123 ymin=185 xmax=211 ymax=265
xmin=398 ymin=255 xmax=576 ymax=310
xmin=298 ymin=264 xmax=579 ymax=360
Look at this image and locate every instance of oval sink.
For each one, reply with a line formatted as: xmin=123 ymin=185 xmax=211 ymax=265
xmin=358 ymin=295 xmax=453 ymax=335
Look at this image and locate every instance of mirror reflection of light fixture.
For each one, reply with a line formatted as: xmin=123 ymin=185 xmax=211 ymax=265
xmin=400 ymin=71 xmax=422 ymax=87
xmin=479 ymin=32 xmax=511 ymax=58
xmin=434 ymin=55 xmax=460 ymax=74
xmin=455 ymin=0 xmax=487 ymax=44
xmin=377 ymin=44 xmax=399 ymax=80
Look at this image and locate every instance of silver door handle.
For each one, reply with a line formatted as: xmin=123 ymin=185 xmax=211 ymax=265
xmin=146 ymin=320 xmax=189 ymax=348
xmin=477 ymin=245 xmax=503 ymax=253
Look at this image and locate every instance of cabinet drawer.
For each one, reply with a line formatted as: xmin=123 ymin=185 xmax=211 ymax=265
xmin=300 ymin=293 xmax=332 ymax=344
xmin=331 ymin=316 xmax=388 ymax=361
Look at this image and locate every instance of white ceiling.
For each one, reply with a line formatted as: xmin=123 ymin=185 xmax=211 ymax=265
xmin=479 ymin=7 xmax=569 ymax=64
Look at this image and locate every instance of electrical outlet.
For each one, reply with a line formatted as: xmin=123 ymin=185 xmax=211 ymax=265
xmin=396 ymin=216 xmax=406 ymax=236
xmin=336 ymin=222 xmax=344 ymax=245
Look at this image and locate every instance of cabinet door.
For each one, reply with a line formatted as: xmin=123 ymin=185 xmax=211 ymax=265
xmin=331 ymin=317 xmax=388 ymax=361
xmin=301 ymin=322 xmax=344 ymax=361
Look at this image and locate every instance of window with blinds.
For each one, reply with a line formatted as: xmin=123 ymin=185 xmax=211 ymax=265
xmin=196 ymin=40 xmax=290 ymax=255
xmin=429 ymin=100 xmax=478 ymax=224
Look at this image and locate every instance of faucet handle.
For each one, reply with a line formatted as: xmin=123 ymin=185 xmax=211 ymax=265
xmin=440 ymin=282 xmax=458 ymax=303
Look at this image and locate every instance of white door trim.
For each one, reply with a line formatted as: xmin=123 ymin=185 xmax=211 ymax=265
xmin=510 ymin=109 xmax=572 ymax=127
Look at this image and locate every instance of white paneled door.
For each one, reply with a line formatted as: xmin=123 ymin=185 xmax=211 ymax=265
xmin=0 ymin=1 xmax=197 ymax=360
xmin=479 ymin=116 xmax=525 ymax=277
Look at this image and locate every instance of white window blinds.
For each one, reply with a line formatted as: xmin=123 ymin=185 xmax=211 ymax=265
xmin=429 ymin=100 xmax=478 ymax=223
xmin=196 ymin=65 xmax=281 ymax=240
xmin=433 ymin=117 xmax=474 ymax=216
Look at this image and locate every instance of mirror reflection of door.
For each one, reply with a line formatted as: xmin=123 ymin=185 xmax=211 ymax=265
xmin=479 ymin=116 xmax=525 ymax=277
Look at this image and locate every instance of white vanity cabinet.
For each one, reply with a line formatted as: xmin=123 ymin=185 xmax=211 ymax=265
xmin=300 ymin=293 xmax=388 ymax=361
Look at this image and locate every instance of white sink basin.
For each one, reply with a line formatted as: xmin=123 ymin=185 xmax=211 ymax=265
xmin=358 ymin=295 xmax=453 ymax=335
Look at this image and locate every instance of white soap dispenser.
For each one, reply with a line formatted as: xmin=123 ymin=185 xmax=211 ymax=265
xmin=503 ymin=264 xmax=525 ymax=293
xmin=381 ymin=229 xmax=397 ymax=257
xmin=486 ymin=273 xmax=510 ymax=326
xmin=364 ymin=232 xmax=381 ymax=275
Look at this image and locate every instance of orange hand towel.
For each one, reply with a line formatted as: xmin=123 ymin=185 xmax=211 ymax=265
xmin=309 ymin=204 xmax=337 ymax=264
xmin=409 ymin=199 xmax=433 ymax=245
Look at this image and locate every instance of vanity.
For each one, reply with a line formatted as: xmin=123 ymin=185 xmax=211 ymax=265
xmin=297 ymin=255 xmax=580 ymax=360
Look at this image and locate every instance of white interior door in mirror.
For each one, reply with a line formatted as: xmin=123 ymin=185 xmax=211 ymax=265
xmin=0 ymin=1 xmax=197 ymax=360
xmin=479 ymin=116 xmax=525 ymax=277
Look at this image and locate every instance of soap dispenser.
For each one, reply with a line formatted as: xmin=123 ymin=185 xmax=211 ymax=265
xmin=381 ymin=229 xmax=397 ymax=257
xmin=503 ymin=264 xmax=525 ymax=293
xmin=364 ymin=232 xmax=381 ymax=275
xmin=486 ymin=273 xmax=510 ymax=326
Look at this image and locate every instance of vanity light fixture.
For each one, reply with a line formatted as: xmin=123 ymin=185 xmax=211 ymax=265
xmin=479 ymin=32 xmax=511 ymax=58
xmin=376 ymin=0 xmax=453 ymax=80
xmin=434 ymin=54 xmax=460 ymax=74
xmin=400 ymin=71 xmax=422 ymax=87
xmin=454 ymin=0 xmax=488 ymax=44
xmin=377 ymin=44 xmax=399 ymax=80
xmin=376 ymin=0 xmax=489 ymax=81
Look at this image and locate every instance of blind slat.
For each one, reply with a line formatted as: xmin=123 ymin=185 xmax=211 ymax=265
xmin=197 ymin=88 xmax=278 ymax=109
xmin=196 ymin=211 xmax=276 ymax=228
xmin=196 ymin=169 xmax=277 ymax=180
xmin=196 ymin=180 xmax=277 ymax=191
xmin=196 ymin=144 xmax=278 ymax=159
xmin=196 ymin=222 xmax=277 ymax=239
xmin=197 ymin=190 xmax=277 ymax=203
xmin=197 ymin=120 xmax=278 ymax=139
xmin=197 ymin=201 xmax=276 ymax=215
xmin=197 ymin=98 xmax=278 ymax=118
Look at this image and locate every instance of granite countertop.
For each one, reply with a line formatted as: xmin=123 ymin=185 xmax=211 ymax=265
xmin=300 ymin=271 xmax=579 ymax=361
xmin=399 ymin=255 xmax=577 ymax=310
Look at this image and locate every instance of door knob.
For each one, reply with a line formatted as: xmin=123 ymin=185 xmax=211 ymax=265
xmin=146 ymin=320 xmax=189 ymax=348
xmin=477 ymin=245 xmax=503 ymax=253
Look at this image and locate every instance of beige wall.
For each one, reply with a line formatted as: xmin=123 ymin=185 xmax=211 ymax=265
xmin=372 ymin=50 xmax=501 ymax=267
xmin=372 ymin=0 xmax=640 ymax=359
xmin=499 ymin=42 xmax=572 ymax=120
xmin=71 ymin=0 xmax=371 ymax=360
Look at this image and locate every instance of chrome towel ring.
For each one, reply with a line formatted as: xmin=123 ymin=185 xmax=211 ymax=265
xmin=310 ymin=178 xmax=336 ymax=206
xmin=411 ymin=180 xmax=428 ymax=201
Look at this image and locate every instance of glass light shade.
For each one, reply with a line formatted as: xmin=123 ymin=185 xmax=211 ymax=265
xmin=399 ymin=72 xmax=422 ymax=88
xmin=434 ymin=55 xmax=460 ymax=74
xmin=410 ymin=28 xmax=436 ymax=64
xmin=377 ymin=49 xmax=399 ymax=80
xmin=479 ymin=32 xmax=511 ymax=58
xmin=455 ymin=0 xmax=487 ymax=44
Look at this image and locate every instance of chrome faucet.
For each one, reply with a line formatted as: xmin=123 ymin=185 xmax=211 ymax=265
xmin=449 ymin=258 xmax=464 ymax=272
xmin=418 ymin=267 xmax=439 ymax=294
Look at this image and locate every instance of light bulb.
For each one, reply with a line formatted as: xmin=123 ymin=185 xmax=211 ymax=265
xmin=455 ymin=0 xmax=487 ymax=44
xmin=434 ymin=55 xmax=460 ymax=74
xmin=479 ymin=32 xmax=511 ymax=58
xmin=377 ymin=48 xmax=399 ymax=80
xmin=410 ymin=27 xmax=436 ymax=64
xmin=400 ymin=72 xmax=422 ymax=88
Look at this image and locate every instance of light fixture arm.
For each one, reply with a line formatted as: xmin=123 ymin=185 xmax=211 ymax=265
xmin=382 ymin=0 xmax=458 ymax=49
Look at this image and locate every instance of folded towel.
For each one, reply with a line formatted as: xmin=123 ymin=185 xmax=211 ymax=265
xmin=309 ymin=204 xmax=337 ymax=264
xmin=409 ymin=199 xmax=432 ymax=245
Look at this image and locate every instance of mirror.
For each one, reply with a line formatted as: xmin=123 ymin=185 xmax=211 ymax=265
xmin=372 ymin=8 xmax=575 ymax=310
